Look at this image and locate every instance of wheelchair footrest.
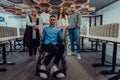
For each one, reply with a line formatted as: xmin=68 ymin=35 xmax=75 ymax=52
xmin=53 ymin=69 xmax=66 ymax=77
xmin=38 ymin=69 xmax=49 ymax=76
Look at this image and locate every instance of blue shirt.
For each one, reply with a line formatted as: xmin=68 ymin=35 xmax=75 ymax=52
xmin=41 ymin=25 xmax=64 ymax=45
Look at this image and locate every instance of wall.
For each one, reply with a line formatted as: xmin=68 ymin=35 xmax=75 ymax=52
xmin=95 ymin=0 xmax=120 ymax=37
xmin=0 ymin=12 xmax=25 ymax=27
xmin=0 ymin=12 xmax=26 ymax=36
xmin=95 ymin=1 xmax=120 ymax=59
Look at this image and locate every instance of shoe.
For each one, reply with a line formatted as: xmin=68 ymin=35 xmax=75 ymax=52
xmin=39 ymin=65 xmax=48 ymax=79
xmin=77 ymin=54 xmax=81 ymax=59
xmin=50 ymin=66 xmax=65 ymax=78
xmin=67 ymin=52 xmax=72 ymax=56
xmin=56 ymin=73 xmax=65 ymax=78
xmin=32 ymin=55 xmax=36 ymax=60
xmin=29 ymin=56 xmax=32 ymax=59
xmin=73 ymin=52 xmax=77 ymax=56
xmin=67 ymin=52 xmax=76 ymax=56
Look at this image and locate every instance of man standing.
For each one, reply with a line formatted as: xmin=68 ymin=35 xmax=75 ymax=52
xmin=39 ymin=8 xmax=50 ymax=31
xmin=68 ymin=4 xmax=82 ymax=59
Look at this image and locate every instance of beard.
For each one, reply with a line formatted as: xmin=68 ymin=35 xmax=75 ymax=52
xmin=50 ymin=23 xmax=55 ymax=25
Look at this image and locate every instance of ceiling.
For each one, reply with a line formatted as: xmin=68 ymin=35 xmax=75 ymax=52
xmin=0 ymin=0 xmax=118 ymax=18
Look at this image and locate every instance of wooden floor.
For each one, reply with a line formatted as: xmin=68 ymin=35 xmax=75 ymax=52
xmin=0 ymin=49 xmax=114 ymax=80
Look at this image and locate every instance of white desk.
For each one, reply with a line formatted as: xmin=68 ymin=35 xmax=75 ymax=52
xmin=0 ymin=36 xmax=23 ymax=67
xmin=80 ymin=35 xmax=120 ymax=75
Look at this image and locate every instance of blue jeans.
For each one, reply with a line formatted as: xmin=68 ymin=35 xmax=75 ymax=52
xmin=68 ymin=28 xmax=80 ymax=54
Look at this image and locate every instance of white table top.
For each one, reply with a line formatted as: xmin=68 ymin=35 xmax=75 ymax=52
xmin=0 ymin=36 xmax=23 ymax=42
xmin=80 ymin=35 xmax=120 ymax=43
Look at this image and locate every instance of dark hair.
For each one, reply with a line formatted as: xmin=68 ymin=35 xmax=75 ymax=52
xmin=57 ymin=6 xmax=66 ymax=20
xmin=45 ymin=8 xmax=49 ymax=13
xmin=50 ymin=15 xmax=56 ymax=18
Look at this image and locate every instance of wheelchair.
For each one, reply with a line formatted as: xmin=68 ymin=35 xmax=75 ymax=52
xmin=35 ymin=40 xmax=67 ymax=79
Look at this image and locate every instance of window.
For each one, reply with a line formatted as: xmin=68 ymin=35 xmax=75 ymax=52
xmin=0 ymin=16 xmax=5 ymax=22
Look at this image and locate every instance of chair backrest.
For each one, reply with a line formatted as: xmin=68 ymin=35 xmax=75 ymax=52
xmin=19 ymin=28 xmax=25 ymax=36
xmin=0 ymin=26 xmax=17 ymax=37
xmin=80 ymin=27 xmax=87 ymax=35
xmin=89 ymin=23 xmax=119 ymax=38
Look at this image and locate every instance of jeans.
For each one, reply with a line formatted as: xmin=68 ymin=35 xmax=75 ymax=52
xmin=68 ymin=28 xmax=80 ymax=54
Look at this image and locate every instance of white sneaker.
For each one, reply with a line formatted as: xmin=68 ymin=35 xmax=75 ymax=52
xmin=39 ymin=65 xmax=48 ymax=79
xmin=73 ymin=52 xmax=77 ymax=56
xmin=67 ymin=52 xmax=72 ymax=56
xmin=50 ymin=66 xmax=65 ymax=78
xmin=56 ymin=73 xmax=65 ymax=78
xmin=50 ymin=65 xmax=58 ymax=74
xmin=77 ymin=54 xmax=81 ymax=59
xmin=67 ymin=52 xmax=76 ymax=56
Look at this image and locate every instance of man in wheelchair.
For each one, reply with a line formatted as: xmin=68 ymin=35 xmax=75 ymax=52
xmin=37 ymin=15 xmax=68 ymax=79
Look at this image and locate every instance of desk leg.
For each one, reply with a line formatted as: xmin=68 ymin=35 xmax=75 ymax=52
xmin=0 ymin=44 xmax=7 ymax=72
xmin=0 ymin=68 xmax=7 ymax=72
xmin=90 ymin=40 xmax=97 ymax=52
xmin=0 ymin=44 xmax=15 ymax=65
xmin=107 ymin=74 xmax=120 ymax=80
xmin=91 ymin=41 xmax=94 ymax=51
xmin=81 ymin=37 xmax=84 ymax=52
xmin=92 ymin=42 xmax=111 ymax=67
xmin=95 ymin=40 xmax=99 ymax=52
xmin=2 ymin=43 xmax=6 ymax=64
xmin=81 ymin=37 xmax=90 ymax=52
xmin=9 ymin=40 xmax=12 ymax=54
xmin=91 ymin=40 xmax=101 ymax=52
xmin=14 ymin=40 xmax=16 ymax=50
xmin=101 ymin=43 xmax=118 ymax=75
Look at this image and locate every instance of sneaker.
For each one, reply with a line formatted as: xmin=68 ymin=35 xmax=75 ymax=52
xmin=77 ymin=54 xmax=81 ymax=59
xmin=32 ymin=55 xmax=36 ymax=60
xmin=50 ymin=66 xmax=65 ymax=78
xmin=73 ymin=52 xmax=77 ymax=56
xmin=50 ymin=66 xmax=58 ymax=74
xmin=67 ymin=52 xmax=76 ymax=56
xmin=67 ymin=52 xmax=72 ymax=56
xmin=39 ymin=65 xmax=48 ymax=79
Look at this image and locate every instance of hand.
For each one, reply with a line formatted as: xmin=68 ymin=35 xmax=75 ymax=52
xmin=62 ymin=25 xmax=68 ymax=30
xmin=33 ymin=26 xmax=36 ymax=29
xmin=33 ymin=25 xmax=39 ymax=29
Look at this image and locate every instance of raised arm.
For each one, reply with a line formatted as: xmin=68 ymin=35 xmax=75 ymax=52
xmin=58 ymin=26 xmax=68 ymax=40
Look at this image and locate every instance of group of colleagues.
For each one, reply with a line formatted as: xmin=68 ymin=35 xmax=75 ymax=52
xmin=23 ymin=4 xmax=82 ymax=79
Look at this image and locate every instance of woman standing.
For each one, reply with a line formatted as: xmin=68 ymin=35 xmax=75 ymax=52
xmin=23 ymin=8 xmax=42 ymax=60
xmin=56 ymin=6 xmax=69 ymax=51
xmin=56 ymin=6 xmax=69 ymax=29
